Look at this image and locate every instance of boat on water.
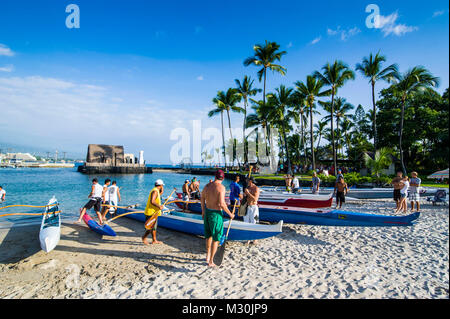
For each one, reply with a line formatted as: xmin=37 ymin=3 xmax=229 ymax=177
xmin=173 ymin=200 xmax=420 ymax=227
xmin=115 ymin=207 xmax=283 ymax=241
xmin=39 ymin=197 xmax=61 ymax=252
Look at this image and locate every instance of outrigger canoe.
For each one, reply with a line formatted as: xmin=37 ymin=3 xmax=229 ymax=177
xmin=115 ymin=207 xmax=283 ymax=241
xmin=174 ymin=200 xmax=420 ymax=227
xmin=82 ymin=211 xmax=116 ymax=236
xmin=39 ymin=197 xmax=61 ymax=252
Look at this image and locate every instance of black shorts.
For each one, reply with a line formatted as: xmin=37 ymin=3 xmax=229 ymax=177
xmin=84 ymin=198 xmax=102 ymax=211
xmin=336 ymin=191 xmax=345 ymax=204
xmin=393 ymin=189 xmax=401 ymax=201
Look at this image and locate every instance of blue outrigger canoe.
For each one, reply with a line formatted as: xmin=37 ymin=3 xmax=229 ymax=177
xmin=174 ymin=201 xmax=420 ymax=227
xmin=116 ymin=208 xmax=283 ymax=241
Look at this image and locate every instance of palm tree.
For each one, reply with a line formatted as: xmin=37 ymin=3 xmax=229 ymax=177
xmin=391 ymin=66 xmax=440 ymax=175
xmin=212 ymin=89 xmax=243 ymax=168
xmin=363 ymin=147 xmax=393 ymax=182
xmin=340 ymin=118 xmax=354 ymax=157
xmin=208 ymin=98 xmax=227 ymax=168
xmin=268 ymin=85 xmax=295 ymax=175
xmin=356 ymin=52 xmax=399 ymax=150
xmin=246 ymin=99 xmax=272 ymax=163
xmin=314 ymin=60 xmax=355 ymax=175
xmin=244 ymin=40 xmax=287 ymax=108
xmin=235 ymin=76 xmax=261 ymax=164
xmin=294 ymin=75 xmax=329 ymax=171
xmin=289 ymin=92 xmax=309 ymax=167
xmin=314 ymin=120 xmax=327 ymax=150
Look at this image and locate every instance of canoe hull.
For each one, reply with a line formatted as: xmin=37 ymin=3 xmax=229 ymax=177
xmin=39 ymin=197 xmax=61 ymax=253
xmin=174 ymin=201 xmax=419 ymax=226
xmin=116 ymin=208 xmax=283 ymax=241
xmin=258 ymin=194 xmax=333 ymax=208
xmin=82 ymin=214 xmax=116 ymax=236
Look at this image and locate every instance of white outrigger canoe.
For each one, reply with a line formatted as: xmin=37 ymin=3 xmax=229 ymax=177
xmin=39 ymin=197 xmax=61 ymax=253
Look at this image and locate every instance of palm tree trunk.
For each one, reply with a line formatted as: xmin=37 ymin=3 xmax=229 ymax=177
xmin=301 ymin=116 xmax=307 ymax=169
xmin=221 ymin=112 xmax=226 ymax=168
xmin=309 ymin=103 xmax=316 ymax=171
xmin=399 ymin=97 xmax=407 ymax=175
xmin=282 ymin=116 xmax=292 ymax=175
xmin=330 ymin=90 xmax=337 ymax=175
xmin=371 ymin=81 xmax=377 ymax=151
xmin=226 ymin=109 xmax=238 ymax=169
xmin=243 ymin=97 xmax=248 ymax=164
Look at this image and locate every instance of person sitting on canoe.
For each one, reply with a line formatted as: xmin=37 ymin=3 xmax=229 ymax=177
xmin=243 ymin=177 xmax=260 ymax=244
xmin=200 ymin=170 xmax=234 ymax=267
xmin=100 ymin=179 xmax=111 ymax=219
xmin=292 ymin=175 xmax=301 ymax=194
xmin=142 ymin=179 xmax=166 ymax=245
xmin=284 ymin=174 xmax=292 ymax=192
xmin=311 ymin=172 xmax=321 ymax=194
xmin=182 ymin=179 xmax=191 ymax=212
xmin=77 ymin=178 xmax=104 ymax=224
xmin=333 ymin=176 xmax=348 ymax=209
xmin=0 ymin=185 xmax=6 ymax=203
xmin=229 ymin=175 xmax=242 ymax=205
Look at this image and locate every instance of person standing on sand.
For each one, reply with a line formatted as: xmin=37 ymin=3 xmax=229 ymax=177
xmin=397 ymin=176 xmax=410 ymax=214
xmin=191 ymin=177 xmax=201 ymax=200
xmin=409 ymin=172 xmax=421 ymax=212
xmin=100 ymin=179 xmax=111 ymax=219
xmin=182 ymin=179 xmax=190 ymax=212
xmin=105 ymin=181 xmax=121 ymax=217
xmin=0 ymin=186 xmax=6 ymax=203
xmin=391 ymin=171 xmax=404 ymax=212
xmin=333 ymin=176 xmax=348 ymax=209
xmin=229 ymin=175 xmax=242 ymax=205
xmin=77 ymin=178 xmax=104 ymax=224
xmin=142 ymin=179 xmax=166 ymax=245
xmin=244 ymin=177 xmax=260 ymax=244
xmin=311 ymin=172 xmax=321 ymax=194
xmin=200 ymin=170 xmax=234 ymax=267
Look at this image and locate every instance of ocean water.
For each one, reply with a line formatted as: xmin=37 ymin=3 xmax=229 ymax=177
xmin=0 ymin=167 xmax=230 ymax=228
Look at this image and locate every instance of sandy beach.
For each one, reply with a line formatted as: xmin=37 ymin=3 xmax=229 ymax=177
xmin=0 ymin=198 xmax=448 ymax=299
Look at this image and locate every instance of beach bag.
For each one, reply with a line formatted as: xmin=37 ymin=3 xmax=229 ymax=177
xmin=238 ymin=196 xmax=248 ymax=217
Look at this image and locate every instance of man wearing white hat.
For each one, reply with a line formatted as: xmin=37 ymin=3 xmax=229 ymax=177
xmin=142 ymin=179 xmax=165 ymax=245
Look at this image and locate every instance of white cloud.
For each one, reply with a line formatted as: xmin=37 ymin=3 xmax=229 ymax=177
xmin=310 ymin=36 xmax=321 ymax=45
xmin=0 ymin=75 xmax=209 ymax=155
xmin=432 ymin=10 xmax=446 ymax=17
xmin=374 ymin=12 xmax=418 ymax=36
xmin=0 ymin=65 xmax=14 ymax=72
xmin=197 ymin=75 xmax=204 ymax=81
xmin=327 ymin=26 xmax=360 ymax=41
xmin=0 ymin=44 xmax=15 ymax=57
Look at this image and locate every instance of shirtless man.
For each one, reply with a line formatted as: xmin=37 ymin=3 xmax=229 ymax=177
xmin=333 ymin=176 xmax=348 ymax=209
xmin=284 ymin=174 xmax=293 ymax=192
xmin=391 ymin=171 xmax=404 ymax=212
xmin=200 ymin=170 xmax=235 ymax=267
xmin=182 ymin=179 xmax=190 ymax=212
xmin=244 ymin=177 xmax=260 ymax=244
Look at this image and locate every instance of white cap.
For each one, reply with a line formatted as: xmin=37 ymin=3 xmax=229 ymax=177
xmin=155 ymin=179 xmax=165 ymax=186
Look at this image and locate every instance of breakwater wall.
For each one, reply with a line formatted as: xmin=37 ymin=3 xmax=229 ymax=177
xmin=77 ymin=163 xmax=153 ymax=174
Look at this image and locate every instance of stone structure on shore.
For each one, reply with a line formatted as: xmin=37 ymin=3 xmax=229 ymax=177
xmin=77 ymin=144 xmax=152 ymax=174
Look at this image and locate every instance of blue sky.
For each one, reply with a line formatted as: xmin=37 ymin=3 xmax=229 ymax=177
xmin=0 ymin=0 xmax=448 ymax=163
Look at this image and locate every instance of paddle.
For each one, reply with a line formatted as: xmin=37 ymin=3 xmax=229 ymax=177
xmin=213 ymin=199 xmax=238 ymax=267
xmin=144 ymin=188 xmax=177 ymax=230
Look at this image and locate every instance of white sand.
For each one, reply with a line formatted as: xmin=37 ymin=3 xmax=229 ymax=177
xmin=0 ymin=198 xmax=448 ymax=299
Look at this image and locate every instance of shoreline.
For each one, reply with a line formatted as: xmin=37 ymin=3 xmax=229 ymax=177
xmin=0 ymin=198 xmax=448 ymax=299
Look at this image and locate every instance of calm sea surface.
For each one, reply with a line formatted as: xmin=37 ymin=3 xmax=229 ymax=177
xmin=0 ymin=167 xmax=230 ymax=228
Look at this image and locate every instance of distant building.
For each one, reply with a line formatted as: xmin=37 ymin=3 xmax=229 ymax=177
xmin=4 ymin=153 xmax=37 ymax=162
xmin=86 ymin=144 xmax=124 ymax=165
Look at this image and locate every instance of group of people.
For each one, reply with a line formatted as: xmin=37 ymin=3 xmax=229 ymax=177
xmin=76 ymin=178 xmax=122 ymax=225
xmin=181 ymin=177 xmax=201 ymax=211
xmin=392 ymin=171 xmax=422 ymax=214
xmin=201 ymin=170 xmax=260 ymax=267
